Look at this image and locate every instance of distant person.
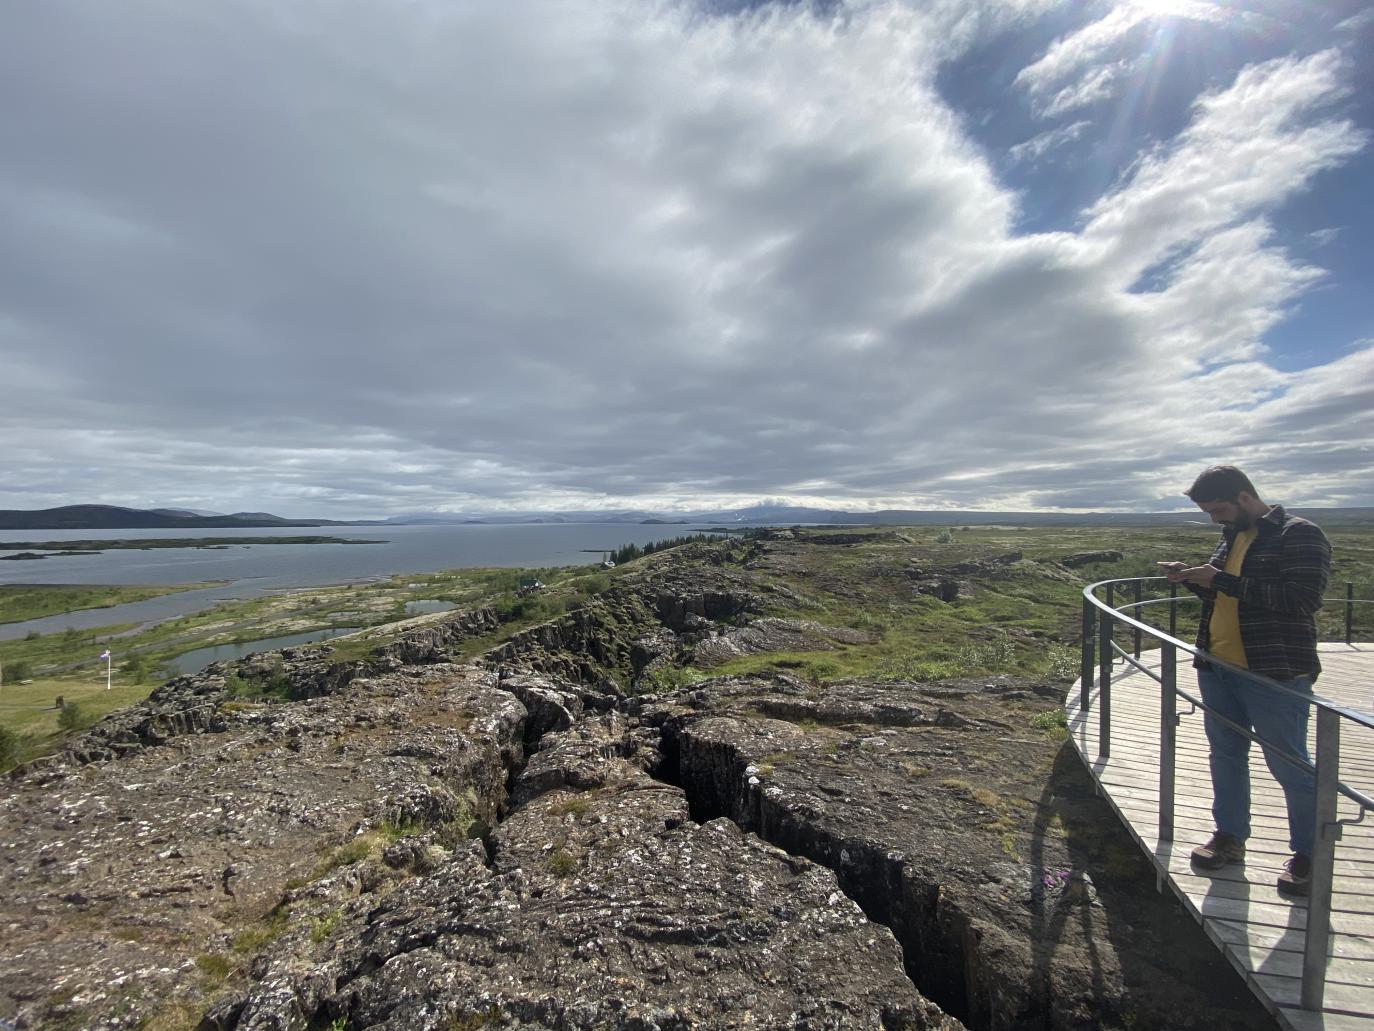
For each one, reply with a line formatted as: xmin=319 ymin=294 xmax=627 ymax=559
xmin=1158 ymin=465 xmax=1330 ymax=898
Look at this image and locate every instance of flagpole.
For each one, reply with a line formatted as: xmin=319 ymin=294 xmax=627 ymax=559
xmin=102 ymin=650 xmax=112 ymax=691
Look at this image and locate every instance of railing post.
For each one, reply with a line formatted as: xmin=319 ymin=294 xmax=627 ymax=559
xmin=1133 ymin=579 xmax=1143 ymax=658
xmin=1347 ymin=582 xmax=1354 ymax=646
xmin=1098 ymin=584 xmax=1114 ymax=760
xmin=1081 ymin=597 xmax=1095 ymax=711
xmin=1168 ymin=582 xmax=1178 ymax=637
xmin=1302 ymin=707 xmax=1341 ymax=1010
xmin=1158 ymin=642 xmax=1177 ymax=844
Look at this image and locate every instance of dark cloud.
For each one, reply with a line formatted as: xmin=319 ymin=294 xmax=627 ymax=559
xmin=0 ymin=1 xmax=1369 ymax=515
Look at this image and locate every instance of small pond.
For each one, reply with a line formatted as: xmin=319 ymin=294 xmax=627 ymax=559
xmin=165 ymin=626 xmax=362 ymax=676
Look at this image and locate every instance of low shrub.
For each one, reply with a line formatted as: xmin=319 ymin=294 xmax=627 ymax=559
xmin=57 ymin=701 xmax=83 ymax=731
xmin=4 ymin=659 xmax=34 ymax=681
xmin=0 ymin=725 xmax=21 ymax=770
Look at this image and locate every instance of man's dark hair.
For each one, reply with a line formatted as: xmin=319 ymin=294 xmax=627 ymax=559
xmin=1186 ymin=466 xmax=1259 ymax=504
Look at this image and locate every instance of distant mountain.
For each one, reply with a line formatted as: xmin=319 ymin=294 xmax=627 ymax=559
xmin=694 ymin=503 xmax=851 ymax=524
xmin=380 ymin=510 xmax=662 ymax=525
xmin=6 ymin=502 xmax=1370 ymax=533
xmin=149 ymin=507 xmax=225 ymax=518
xmin=0 ymin=505 xmax=350 ymax=530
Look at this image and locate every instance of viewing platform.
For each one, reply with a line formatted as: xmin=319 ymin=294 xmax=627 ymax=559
xmin=1068 ymin=640 xmax=1374 ymax=1031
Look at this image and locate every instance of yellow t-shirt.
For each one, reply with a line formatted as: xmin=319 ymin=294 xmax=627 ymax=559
xmin=1209 ymin=527 xmax=1257 ymax=667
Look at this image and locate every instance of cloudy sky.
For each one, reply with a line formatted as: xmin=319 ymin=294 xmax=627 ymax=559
xmin=2 ymin=0 xmax=1371 ymax=517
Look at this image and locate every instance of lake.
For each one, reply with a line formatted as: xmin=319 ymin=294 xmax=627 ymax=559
xmin=0 ymin=522 xmax=728 ymax=640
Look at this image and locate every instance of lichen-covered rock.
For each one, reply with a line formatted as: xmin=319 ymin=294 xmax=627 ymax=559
xmin=499 ymin=672 xmax=583 ymax=741
xmin=230 ymin=723 xmax=964 ymax=1031
xmin=41 ymin=608 xmax=505 ymax=769
xmin=687 ymin=618 xmax=872 ymax=668
xmin=0 ymin=666 xmax=524 ymax=1031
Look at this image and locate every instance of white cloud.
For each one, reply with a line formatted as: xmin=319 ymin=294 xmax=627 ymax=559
xmin=1041 ymin=57 xmax=1144 ymax=117
xmin=1015 ymin=4 xmax=1151 ymax=102
xmin=1015 ymin=1 xmax=1225 ymax=117
xmin=1079 ymin=50 xmax=1365 ymax=284
xmin=1334 ymin=8 xmax=1374 ymax=35
xmin=1140 ymin=220 xmax=1325 ymax=367
xmin=1007 ymin=119 xmax=1091 ymax=164
xmin=0 ymin=1 xmax=1368 ymax=515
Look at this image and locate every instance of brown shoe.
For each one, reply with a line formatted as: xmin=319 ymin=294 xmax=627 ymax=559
xmin=1191 ymin=831 xmax=1245 ymax=869
xmin=1277 ymin=854 xmax=1311 ymax=898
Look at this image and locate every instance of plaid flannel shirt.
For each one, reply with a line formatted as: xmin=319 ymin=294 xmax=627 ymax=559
xmin=1187 ymin=505 xmax=1330 ymax=681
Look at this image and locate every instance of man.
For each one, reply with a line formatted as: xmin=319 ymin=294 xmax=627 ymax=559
xmin=1159 ymin=465 xmax=1330 ymax=898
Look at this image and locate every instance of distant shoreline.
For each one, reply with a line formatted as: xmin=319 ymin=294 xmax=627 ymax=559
xmin=0 ymin=536 xmax=386 ymax=559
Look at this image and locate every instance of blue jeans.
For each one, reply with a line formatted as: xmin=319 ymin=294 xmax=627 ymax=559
xmin=1199 ymin=665 xmax=1316 ymax=856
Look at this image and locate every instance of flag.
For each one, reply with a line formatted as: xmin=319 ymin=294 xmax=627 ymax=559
xmin=100 ymin=650 xmax=111 ymax=660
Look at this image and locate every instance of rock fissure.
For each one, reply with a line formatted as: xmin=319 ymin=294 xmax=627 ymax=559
xmin=635 ymin=667 xmax=1268 ymax=1031
xmin=655 ymin=711 xmax=986 ymax=1028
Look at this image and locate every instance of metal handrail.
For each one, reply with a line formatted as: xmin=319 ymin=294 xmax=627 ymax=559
xmin=1079 ymin=576 xmax=1371 ymax=1012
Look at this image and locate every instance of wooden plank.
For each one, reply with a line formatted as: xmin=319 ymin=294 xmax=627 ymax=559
xmin=1087 ymin=752 xmax=1374 ymax=789
xmin=1079 ymin=720 xmax=1374 ymax=777
xmin=1255 ymin=973 xmax=1374 ymax=1018
xmin=1160 ymin=857 xmax=1374 ymax=900
xmin=1185 ymin=888 xmax=1313 ymax=931
xmin=1165 ymin=869 xmax=1374 ymax=913
xmin=1281 ymin=1009 xmax=1374 ymax=1031
xmin=1108 ymin=798 xmax=1374 ymax=857
xmin=1225 ymin=947 xmax=1374 ymax=987
xmin=1074 ymin=715 xmax=1374 ymax=771
xmin=1067 ymin=645 xmax=1374 ymax=1028
xmin=1211 ymin=918 xmax=1374 ymax=961
xmin=1071 ymin=750 xmax=1374 ymax=818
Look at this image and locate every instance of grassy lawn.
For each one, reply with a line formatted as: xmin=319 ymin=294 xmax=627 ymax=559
xmin=0 ymin=674 xmax=155 ymax=765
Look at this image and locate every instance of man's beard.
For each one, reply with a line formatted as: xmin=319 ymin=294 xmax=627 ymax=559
xmin=1226 ymin=511 xmax=1253 ymax=532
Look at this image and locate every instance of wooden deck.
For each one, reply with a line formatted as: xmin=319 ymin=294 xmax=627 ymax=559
xmin=1067 ymin=643 xmax=1374 ymax=1031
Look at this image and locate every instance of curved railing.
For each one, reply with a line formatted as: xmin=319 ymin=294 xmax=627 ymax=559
xmin=1079 ymin=577 xmax=1372 ymax=1011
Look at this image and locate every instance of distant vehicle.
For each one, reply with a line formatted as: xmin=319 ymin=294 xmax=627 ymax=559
xmin=599 ymin=559 xmax=616 ymax=569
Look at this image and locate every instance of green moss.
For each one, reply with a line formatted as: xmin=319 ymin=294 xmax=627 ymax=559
xmin=310 ymin=910 xmax=343 ymax=943
xmin=550 ymin=796 xmax=591 ymax=817
xmin=1030 ymin=710 xmax=1068 ymax=731
xmin=134 ymin=1001 xmax=206 ymax=1031
xmin=547 ymin=849 xmax=577 ymax=877
xmin=231 ymin=904 xmax=291 ymax=954
xmin=446 ymin=1009 xmax=503 ymax=1030
xmin=194 ymin=952 xmax=235 ymax=980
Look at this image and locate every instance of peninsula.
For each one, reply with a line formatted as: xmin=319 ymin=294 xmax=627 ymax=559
xmin=0 ymin=536 xmax=385 ymax=558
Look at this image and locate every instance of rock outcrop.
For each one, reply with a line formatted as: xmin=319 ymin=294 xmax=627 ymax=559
xmin=222 ymin=715 xmax=963 ymax=1031
xmin=0 ymin=537 xmax=1276 ymax=1031
xmin=0 ymin=665 xmax=523 ymax=1031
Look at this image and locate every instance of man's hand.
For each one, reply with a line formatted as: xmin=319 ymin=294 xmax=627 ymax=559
xmin=1157 ymin=561 xmax=1217 ymax=587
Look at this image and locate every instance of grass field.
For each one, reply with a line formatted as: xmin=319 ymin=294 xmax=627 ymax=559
xmin=0 ymin=676 xmax=153 ymax=763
